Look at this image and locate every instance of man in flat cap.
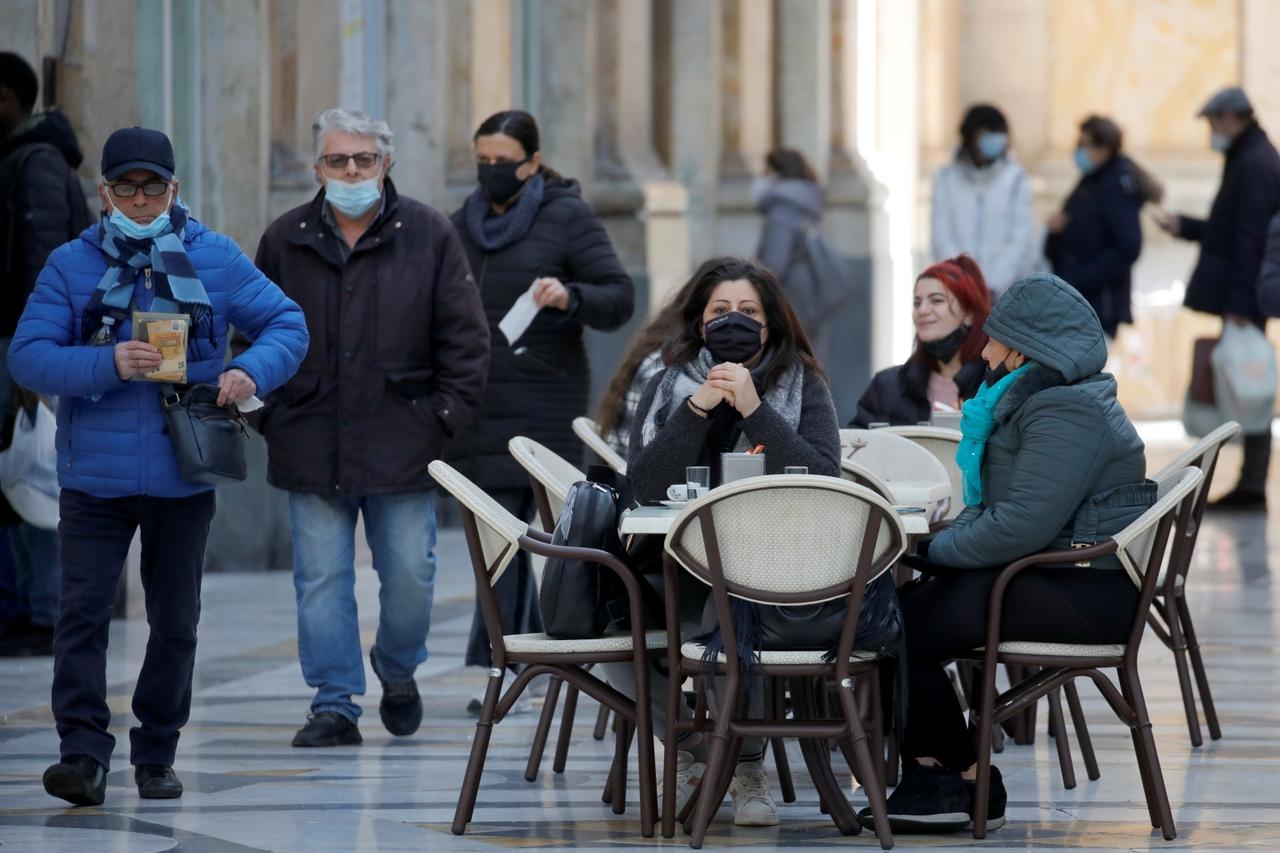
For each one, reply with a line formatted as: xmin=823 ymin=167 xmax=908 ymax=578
xmin=1159 ymin=86 xmax=1280 ymax=510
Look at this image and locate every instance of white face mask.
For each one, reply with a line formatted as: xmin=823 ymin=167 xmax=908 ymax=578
xmin=1210 ymin=131 xmax=1231 ymax=153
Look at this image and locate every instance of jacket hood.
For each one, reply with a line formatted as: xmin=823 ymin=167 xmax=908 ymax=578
xmin=541 ymin=173 xmax=583 ymax=202
xmin=0 ymin=109 xmax=85 ymax=169
xmin=759 ymin=178 xmax=824 ymax=220
xmin=983 ymin=272 xmax=1107 ymax=382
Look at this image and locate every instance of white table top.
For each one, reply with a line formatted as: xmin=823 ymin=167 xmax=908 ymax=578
xmin=619 ymin=504 xmax=932 ymax=537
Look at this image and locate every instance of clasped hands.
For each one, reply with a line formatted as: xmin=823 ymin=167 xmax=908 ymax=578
xmin=689 ymin=362 xmax=761 ymax=418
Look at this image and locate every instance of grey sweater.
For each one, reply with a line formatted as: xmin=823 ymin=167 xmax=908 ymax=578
xmin=627 ymin=366 xmax=841 ymax=504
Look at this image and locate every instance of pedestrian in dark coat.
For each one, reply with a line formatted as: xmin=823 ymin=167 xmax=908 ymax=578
xmin=852 ymin=255 xmax=990 ymax=427
xmin=449 ymin=110 xmax=634 ymax=704
xmin=0 ymin=52 xmax=92 ymax=656
xmin=1158 ymin=86 xmax=1280 ymax=510
xmin=252 ymin=108 xmax=490 ymax=747
xmin=1045 ymin=115 xmax=1158 ymax=338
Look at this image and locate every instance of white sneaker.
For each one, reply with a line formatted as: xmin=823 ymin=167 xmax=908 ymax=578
xmin=730 ymin=761 xmax=779 ymax=826
xmin=466 ymin=668 xmax=532 ymax=716
xmin=674 ymin=750 xmax=706 ymax=816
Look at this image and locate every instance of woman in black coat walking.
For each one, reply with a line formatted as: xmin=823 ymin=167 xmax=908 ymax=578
xmin=1045 ymin=115 xmax=1161 ymax=338
xmin=450 ymin=110 xmax=634 ymax=706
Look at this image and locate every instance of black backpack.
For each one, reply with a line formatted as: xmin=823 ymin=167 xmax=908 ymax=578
xmin=539 ymin=466 xmax=650 ymax=639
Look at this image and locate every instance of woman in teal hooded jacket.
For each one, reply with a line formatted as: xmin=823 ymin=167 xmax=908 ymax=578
xmin=867 ymin=273 xmax=1155 ymax=835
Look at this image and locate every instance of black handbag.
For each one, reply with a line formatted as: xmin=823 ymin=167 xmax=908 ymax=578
xmin=160 ymin=383 xmax=248 ymax=485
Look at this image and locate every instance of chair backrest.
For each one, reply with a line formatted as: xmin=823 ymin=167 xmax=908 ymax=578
xmin=880 ymin=425 xmax=964 ymax=520
xmin=839 ymin=457 xmax=894 ymax=502
xmin=428 ymin=460 xmax=527 ymax=587
xmin=839 ymin=428 xmax=951 ymax=510
xmin=1113 ymin=466 xmax=1203 ymax=589
xmin=1151 ymin=421 xmax=1240 ymax=510
xmin=572 ymin=416 xmax=628 ymax=474
xmin=664 ymin=474 xmax=907 ymax=605
xmin=508 ymin=436 xmax=585 ymax=527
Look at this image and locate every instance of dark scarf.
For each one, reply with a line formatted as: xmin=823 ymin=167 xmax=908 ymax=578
xmin=462 ymin=172 xmax=546 ymax=252
xmin=82 ymin=202 xmax=215 ymax=349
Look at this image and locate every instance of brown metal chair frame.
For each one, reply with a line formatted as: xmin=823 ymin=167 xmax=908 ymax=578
xmin=660 ymin=476 xmax=906 ymax=849
xmin=965 ymin=465 xmax=1203 ymax=841
xmin=436 ymin=462 xmax=663 ymax=838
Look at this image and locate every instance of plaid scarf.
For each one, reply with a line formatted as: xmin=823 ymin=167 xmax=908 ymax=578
xmin=83 ymin=200 xmax=215 ymax=348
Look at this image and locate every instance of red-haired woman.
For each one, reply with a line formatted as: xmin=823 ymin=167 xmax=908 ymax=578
xmin=851 ymin=255 xmax=992 ymax=426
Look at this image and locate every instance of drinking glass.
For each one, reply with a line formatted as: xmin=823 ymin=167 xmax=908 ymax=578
xmin=686 ymin=466 xmax=711 ymax=498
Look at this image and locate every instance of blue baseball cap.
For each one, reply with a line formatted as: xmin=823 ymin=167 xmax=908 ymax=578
xmin=100 ymin=126 xmax=175 ymax=181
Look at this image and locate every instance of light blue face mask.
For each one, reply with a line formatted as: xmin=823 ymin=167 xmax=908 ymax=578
xmin=1073 ymin=147 xmax=1095 ymax=174
xmin=106 ymin=188 xmax=173 ymax=241
xmin=325 ymin=175 xmax=382 ymax=217
xmin=976 ymin=131 xmax=1008 ymax=161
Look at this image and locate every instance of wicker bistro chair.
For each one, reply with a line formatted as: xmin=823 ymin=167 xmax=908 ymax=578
xmin=430 ymin=461 xmax=668 ymax=837
xmin=660 ymin=475 xmax=908 ymax=848
xmin=963 ymin=465 xmax=1204 ymax=840
xmin=1147 ymin=421 xmax=1240 ymax=746
xmin=839 ymin=428 xmax=952 ymax=519
xmin=880 ymin=426 xmax=964 ymax=521
xmin=505 ymin=437 xmax=615 ymax=779
xmin=573 ymin=416 xmax=628 ymax=474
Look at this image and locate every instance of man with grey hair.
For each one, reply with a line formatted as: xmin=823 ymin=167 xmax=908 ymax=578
xmin=247 ymin=108 xmax=489 ymax=745
xmin=1158 ymin=86 xmax=1280 ymax=510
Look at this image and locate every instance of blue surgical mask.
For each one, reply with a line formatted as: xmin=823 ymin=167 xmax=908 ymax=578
xmin=976 ymin=131 xmax=1008 ymax=161
xmin=325 ymin=175 xmax=382 ymax=217
xmin=1210 ymin=131 xmax=1231 ymax=154
xmin=105 ymin=188 xmax=174 ymax=241
xmin=1073 ymin=147 xmax=1095 ymax=174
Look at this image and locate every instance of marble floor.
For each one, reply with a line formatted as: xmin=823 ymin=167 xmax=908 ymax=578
xmin=2 ymin=429 xmax=1279 ymax=852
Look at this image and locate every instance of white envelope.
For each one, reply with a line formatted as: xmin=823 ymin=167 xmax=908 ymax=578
xmin=498 ymin=282 xmax=544 ymax=347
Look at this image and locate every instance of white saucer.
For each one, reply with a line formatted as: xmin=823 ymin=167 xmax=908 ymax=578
xmin=659 ymin=500 xmax=691 ymax=509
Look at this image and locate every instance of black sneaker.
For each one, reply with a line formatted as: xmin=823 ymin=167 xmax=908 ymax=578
xmin=135 ymin=764 xmax=183 ymax=799
xmin=43 ymin=755 xmax=106 ymax=806
xmin=369 ymin=649 xmax=422 ymax=736
xmin=291 ymin=711 xmax=362 ymax=747
xmin=857 ymin=762 xmax=970 ymax=834
xmin=964 ymin=765 xmax=1007 ymax=831
xmin=1208 ymin=488 xmax=1267 ymax=512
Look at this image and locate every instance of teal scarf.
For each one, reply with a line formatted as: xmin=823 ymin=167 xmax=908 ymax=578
xmin=955 ymin=362 xmax=1033 ymax=506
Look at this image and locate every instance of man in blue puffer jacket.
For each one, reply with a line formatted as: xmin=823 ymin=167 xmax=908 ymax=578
xmin=7 ymin=127 xmax=308 ymax=807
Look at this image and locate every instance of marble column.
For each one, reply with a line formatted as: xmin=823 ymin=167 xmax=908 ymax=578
xmin=667 ymin=0 xmax=724 ymax=258
xmin=1242 ymin=0 xmax=1280 ymax=129
xmin=775 ymin=0 xmax=832 ymax=180
xmin=386 ymin=0 xmax=451 ymax=206
xmin=59 ymin=0 xmax=141 ymax=173
xmin=735 ymin=0 xmax=774 ymax=177
xmin=522 ymin=0 xmax=597 ymax=196
xmin=470 ymin=0 xmax=513 ymax=126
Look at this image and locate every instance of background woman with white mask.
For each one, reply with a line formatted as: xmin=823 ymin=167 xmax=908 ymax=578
xmin=930 ymin=104 xmax=1036 ymax=297
xmin=447 ymin=109 xmax=634 ymax=712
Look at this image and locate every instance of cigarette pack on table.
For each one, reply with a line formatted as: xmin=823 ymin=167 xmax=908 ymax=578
xmin=133 ymin=311 xmax=190 ymax=383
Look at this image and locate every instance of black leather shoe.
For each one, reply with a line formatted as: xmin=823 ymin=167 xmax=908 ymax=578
xmin=292 ymin=711 xmax=362 ymax=747
xmin=43 ymin=755 xmax=106 ymax=806
xmin=1208 ymin=488 xmax=1267 ymax=512
xmin=369 ymin=649 xmax=422 ymax=736
xmin=858 ymin=762 xmax=971 ymax=834
xmin=135 ymin=764 xmax=183 ymax=799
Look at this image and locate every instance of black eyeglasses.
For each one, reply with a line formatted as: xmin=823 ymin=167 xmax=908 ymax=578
xmin=319 ymin=152 xmax=381 ymax=170
xmin=109 ymin=180 xmax=171 ymax=198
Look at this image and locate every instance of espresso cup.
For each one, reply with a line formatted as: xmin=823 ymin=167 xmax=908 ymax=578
xmin=666 ymin=484 xmax=689 ymax=501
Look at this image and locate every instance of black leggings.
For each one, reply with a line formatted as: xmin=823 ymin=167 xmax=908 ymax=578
xmin=899 ymin=566 xmax=1137 ymax=771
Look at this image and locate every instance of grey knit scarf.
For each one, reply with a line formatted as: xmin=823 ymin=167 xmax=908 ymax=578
xmin=639 ymin=347 xmax=805 ymax=447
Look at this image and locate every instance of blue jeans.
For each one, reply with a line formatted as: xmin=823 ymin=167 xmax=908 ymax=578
xmin=11 ymin=522 xmax=60 ymax=626
xmin=289 ymin=491 xmax=438 ymax=722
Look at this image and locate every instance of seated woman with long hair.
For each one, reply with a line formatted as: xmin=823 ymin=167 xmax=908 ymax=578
xmin=852 ymin=255 xmax=991 ymax=426
xmin=607 ymin=257 xmax=841 ymax=828
xmin=869 ymin=273 xmax=1155 ymax=835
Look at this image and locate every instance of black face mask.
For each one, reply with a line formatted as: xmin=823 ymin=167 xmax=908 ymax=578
xmin=984 ymin=362 xmax=1011 ymax=387
xmin=477 ymin=160 xmax=529 ymax=204
xmin=703 ymin=312 xmax=764 ymax=363
xmin=920 ymin=325 xmax=968 ymax=363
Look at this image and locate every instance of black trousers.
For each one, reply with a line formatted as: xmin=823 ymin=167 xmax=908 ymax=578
xmin=899 ymin=566 xmax=1137 ymax=771
xmin=52 ymin=488 xmax=216 ymax=769
xmin=465 ymin=488 xmax=542 ymax=668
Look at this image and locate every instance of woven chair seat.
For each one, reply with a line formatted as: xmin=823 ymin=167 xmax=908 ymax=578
xmin=681 ymin=641 xmax=879 ymax=666
xmin=988 ymin=641 xmax=1125 ymax=658
xmin=504 ymin=630 xmax=668 ymax=655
